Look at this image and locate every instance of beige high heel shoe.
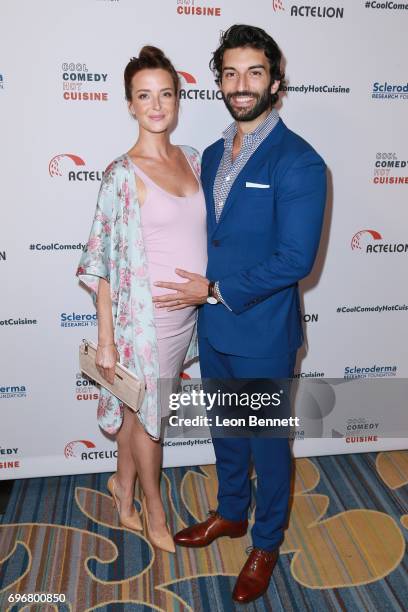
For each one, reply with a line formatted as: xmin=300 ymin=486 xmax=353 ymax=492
xmin=107 ymin=474 xmax=143 ymax=531
xmin=142 ymin=497 xmax=175 ymax=553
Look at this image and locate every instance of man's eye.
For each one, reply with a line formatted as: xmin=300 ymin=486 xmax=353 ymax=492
xmin=251 ymin=71 xmax=262 ymax=77
xmin=225 ymin=72 xmax=236 ymax=78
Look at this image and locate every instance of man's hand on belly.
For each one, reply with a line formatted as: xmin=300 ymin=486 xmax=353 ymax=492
xmin=153 ymin=269 xmax=209 ymax=310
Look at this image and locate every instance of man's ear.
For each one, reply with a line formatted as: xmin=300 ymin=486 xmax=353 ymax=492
xmin=270 ymin=80 xmax=280 ymax=95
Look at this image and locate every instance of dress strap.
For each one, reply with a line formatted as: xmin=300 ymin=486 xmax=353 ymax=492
xmin=130 ymin=161 xmax=156 ymax=186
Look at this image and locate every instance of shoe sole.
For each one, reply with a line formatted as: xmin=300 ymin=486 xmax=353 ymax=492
xmin=175 ymin=530 xmax=247 ymax=547
xmin=232 ymin=584 xmax=270 ymax=603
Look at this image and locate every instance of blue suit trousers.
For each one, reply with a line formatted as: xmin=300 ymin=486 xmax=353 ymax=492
xmin=198 ymin=336 xmax=296 ymax=552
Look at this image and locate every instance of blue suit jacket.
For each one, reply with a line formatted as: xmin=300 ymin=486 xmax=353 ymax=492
xmin=198 ymin=118 xmax=327 ymax=358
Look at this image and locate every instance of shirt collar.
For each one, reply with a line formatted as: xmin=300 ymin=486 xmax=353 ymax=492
xmin=222 ymin=108 xmax=279 ymax=149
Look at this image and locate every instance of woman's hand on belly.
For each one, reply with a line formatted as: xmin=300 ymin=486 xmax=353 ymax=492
xmin=153 ymin=268 xmax=209 ymax=311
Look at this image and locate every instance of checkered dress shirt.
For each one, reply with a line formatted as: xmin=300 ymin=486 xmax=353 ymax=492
xmin=213 ymin=108 xmax=279 ymax=222
xmin=212 ymin=109 xmax=280 ymax=307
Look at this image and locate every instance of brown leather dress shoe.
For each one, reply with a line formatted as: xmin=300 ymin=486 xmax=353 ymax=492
xmin=232 ymin=547 xmax=279 ymax=603
xmin=173 ymin=510 xmax=248 ymax=547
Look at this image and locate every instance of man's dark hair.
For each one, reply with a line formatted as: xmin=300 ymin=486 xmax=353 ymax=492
xmin=210 ymin=24 xmax=285 ymax=106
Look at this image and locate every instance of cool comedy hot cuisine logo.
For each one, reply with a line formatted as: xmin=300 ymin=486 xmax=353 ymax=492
xmin=175 ymin=0 xmax=221 ymax=16
xmin=373 ymin=152 xmax=408 ymax=185
xmin=61 ymin=62 xmax=109 ymax=101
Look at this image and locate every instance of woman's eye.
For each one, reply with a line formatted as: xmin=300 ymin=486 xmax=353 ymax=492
xmin=138 ymin=93 xmax=148 ymax=100
xmin=163 ymin=91 xmax=173 ymax=97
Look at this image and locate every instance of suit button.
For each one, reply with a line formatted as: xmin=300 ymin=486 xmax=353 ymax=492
xmin=212 ymin=239 xmax=221 ymax=247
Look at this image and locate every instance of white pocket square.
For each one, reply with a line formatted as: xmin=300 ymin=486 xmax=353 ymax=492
xmin=245 ymin=182 xmax=270 ymax=188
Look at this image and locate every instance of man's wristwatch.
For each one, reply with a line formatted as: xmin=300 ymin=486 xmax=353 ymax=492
xmin=207 ymin=280 xmax=218 ymax=305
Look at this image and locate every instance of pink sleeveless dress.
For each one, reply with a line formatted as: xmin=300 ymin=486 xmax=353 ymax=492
xmin=132 ymin=149 xmax=207 ymax=416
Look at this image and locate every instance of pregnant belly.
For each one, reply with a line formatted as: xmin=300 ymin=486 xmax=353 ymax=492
xmin=149 ymin=255 xmax=206 ymax=297
xmin=148 ymin=260 xmax=203 ymax=338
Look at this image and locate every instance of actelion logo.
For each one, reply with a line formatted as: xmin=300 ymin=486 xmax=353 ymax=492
xmin=64 ymin=440 xmax=96 ymax=458
xmin=351 ymin=229 xmax=382 ymax=250
xmin=177 ymin=71 xmax=197 ymax=85
xmin=49 ymin=154 xmax=103 ymax=181
xmin=64 ymin=440 xmax=118 ymax=461
xmin=177 ymin=70 xmax=222 ymax=101
xmin=351 ymin=230 xmax=408 ymax=253
xmin=273 ymin=1 xmax=344 ymax=17
xmin=272 ymin=0 xmax=285 ymax=10
xmin=303 ymin=313 xmax=319 ymax=322
xmin=49 ymin=153 xmax=84 ymax=177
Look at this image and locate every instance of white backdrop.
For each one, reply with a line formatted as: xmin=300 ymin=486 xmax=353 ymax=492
xmin=1 ymin=0 xmax=408 ymax=479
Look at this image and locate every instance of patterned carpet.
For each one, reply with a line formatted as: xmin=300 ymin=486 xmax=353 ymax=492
xmin=0 ymin=450 xmax=407 ymax=611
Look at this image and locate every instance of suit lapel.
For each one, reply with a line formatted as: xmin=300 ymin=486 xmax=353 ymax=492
xmin=211 ymin=119 xmax=286 ymax=237
xmin=202 ymin=141 xmax=224 ymax=235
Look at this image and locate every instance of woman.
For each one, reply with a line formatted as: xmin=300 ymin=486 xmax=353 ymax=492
xmin=76 ymin=46 xmax=207 ymax=553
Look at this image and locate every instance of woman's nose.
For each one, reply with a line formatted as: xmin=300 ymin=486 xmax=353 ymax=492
xmin=152 ymin=95 xmax=162 ymax=110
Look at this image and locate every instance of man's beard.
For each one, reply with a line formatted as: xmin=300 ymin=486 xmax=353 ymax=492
xmin=222 ymin=86 xmax=272 ymax=122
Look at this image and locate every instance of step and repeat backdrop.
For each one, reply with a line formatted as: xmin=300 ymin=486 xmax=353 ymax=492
xmin=1 ymin=0 xmax=408 ymax=479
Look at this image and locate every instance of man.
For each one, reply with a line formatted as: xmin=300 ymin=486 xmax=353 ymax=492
xmin=153 ymin=24 xmax=326 ymax=602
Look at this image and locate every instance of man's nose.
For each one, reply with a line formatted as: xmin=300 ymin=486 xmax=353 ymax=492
xmin=237 ymin=74 xmax=249 ymax=92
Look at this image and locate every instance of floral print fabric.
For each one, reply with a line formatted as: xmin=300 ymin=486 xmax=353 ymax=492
xmin=76 ymin=147 xmax=201 ymax=440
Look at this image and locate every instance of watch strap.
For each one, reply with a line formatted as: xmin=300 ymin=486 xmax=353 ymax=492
xmin=208 ymin=280 xmax=216 ymax=298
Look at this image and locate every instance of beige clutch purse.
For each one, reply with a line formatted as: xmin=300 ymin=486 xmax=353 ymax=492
xmin=79 ymin=339 xmax=146 ymax=412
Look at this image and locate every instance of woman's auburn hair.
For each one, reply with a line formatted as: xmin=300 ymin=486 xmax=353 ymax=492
xmin=124 ymin=46 xmax=180 ymax=100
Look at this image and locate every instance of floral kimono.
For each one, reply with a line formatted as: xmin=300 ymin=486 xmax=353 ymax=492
xmin=76 ymin=148 xmax=201 ymax=440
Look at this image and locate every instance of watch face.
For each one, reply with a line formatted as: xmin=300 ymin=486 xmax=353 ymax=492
xmin=207 ymin=296 xmax=218 ymax=305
